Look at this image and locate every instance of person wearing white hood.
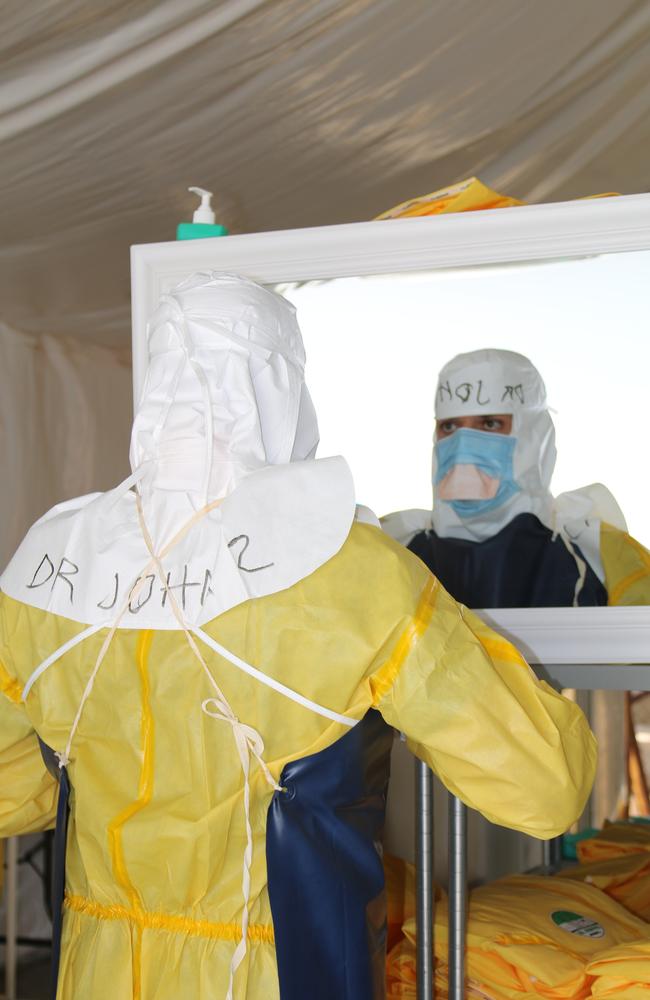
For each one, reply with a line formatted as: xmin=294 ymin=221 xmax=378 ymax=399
xmin=383 ymin=348 xmax=649 ymax=610
xmin=0 ymin=283 xmax=597 ymax=1000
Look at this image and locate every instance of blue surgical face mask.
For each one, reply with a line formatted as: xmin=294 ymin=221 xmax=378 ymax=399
xmin=434 ymin=427 xmax=520 ymax=518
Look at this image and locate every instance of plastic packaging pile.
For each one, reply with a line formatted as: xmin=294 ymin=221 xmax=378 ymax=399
xmin=386 ymin=821 xmax=650 ymax=998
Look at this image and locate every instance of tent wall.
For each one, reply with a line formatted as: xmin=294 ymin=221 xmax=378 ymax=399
xmin=0 ymin=325 xmax=132 ymax=568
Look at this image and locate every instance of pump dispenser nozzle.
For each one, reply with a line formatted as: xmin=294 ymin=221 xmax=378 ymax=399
xmin=188 ymin=186 xmax=216 ymax=224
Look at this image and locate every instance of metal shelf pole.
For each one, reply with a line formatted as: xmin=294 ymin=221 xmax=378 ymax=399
xmin=415 ymin=760 xmax=435 ymax=1000
xmin=448 ymin=795 xmax=467 ymax=1000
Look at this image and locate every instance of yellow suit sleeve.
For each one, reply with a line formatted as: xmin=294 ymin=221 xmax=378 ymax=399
xmin=371 ymin=573 xmax=597 ymax=840
xmin=601 ymin=523 xmax=650 ymax=606
xmin=0 ymin=658 xmax=58 ymax=836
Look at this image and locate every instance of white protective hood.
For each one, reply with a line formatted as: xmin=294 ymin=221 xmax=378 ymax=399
xmin=383 ymin=348 xmax=626 ymax=583
xmin=1 ymin=274 xmax=356 ymax=628
xmin=130 ymin=272 xmax=321 ymax=502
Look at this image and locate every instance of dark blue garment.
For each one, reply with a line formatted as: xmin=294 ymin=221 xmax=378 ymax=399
xmin=266 ymin=709 xmax=393 ymax=1000
xmin=408 ymin=513 xmax=607 ymax=608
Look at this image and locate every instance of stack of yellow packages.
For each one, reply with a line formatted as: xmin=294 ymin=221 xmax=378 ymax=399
xmin=576 ymin=821 xmax=650 ymax=864
xmin=387 ymin=873 xmax=648 ymax=999
xmin=560 ymin=824 xmax=650 ymax=996
xmin=387 ymin=937 xmax=489 ymax=999
xmin=562 ymin=851 xmax=650 ymax=923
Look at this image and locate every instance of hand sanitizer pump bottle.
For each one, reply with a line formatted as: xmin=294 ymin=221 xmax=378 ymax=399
xmin=176 ymin=186 xmax=229 ymax=240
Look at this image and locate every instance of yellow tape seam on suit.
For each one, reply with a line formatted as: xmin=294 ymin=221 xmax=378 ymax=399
xmin=64 ymin=894 xmax=275 ymax=943
xmin=606 ymin=529 xmax=650 ymax=605
xmin=370 ymin=576 xmax=438 ymax=706
xmin=476 ymin=632 xmax=527 ymax=668
xmin=106 ymin=630 xmax=154 ymax=999
xmin=106 ymin=630 xmax=156 ymax=909
xmin=609 ymin=567 xmax=650 ymax=606
xmin=621 ymin=531 xmax=650 ymax=567
xmin=0 ymin=659 xmax=22 ymax=704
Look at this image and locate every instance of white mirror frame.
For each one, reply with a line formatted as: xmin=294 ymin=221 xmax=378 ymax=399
xmin=131 ymin=193 xmax=650 ymax=688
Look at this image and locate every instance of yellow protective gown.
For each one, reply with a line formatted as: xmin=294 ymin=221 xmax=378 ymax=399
xmin=601 ymin=523 xmax=650 ymax=606
xmin=0 ymin=522 xmax=596 ymax=1000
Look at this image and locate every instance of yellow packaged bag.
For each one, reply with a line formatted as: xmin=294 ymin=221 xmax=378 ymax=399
xmin=376 ymin=176 xmax=523 ymax=219
xmin=562 ymin=852 xmax=650 ymax=922
xmin=587 ymin=940 xmax=650 ymax=997
xmin=577 ymin=822 xmax=650 ymax=863
xmin=376 ymin=176 xmax=618 ymax=220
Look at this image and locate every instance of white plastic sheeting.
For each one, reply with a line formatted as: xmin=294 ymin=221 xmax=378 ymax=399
xmin=2 ymin=0 xmax=650 ymax=344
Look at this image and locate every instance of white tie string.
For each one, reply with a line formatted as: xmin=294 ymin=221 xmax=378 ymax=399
xmin=550 ymin=512 xmax=588 ymax=608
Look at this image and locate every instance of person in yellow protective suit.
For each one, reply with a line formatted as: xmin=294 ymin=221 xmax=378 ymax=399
xmin=0 ymin=277 xmax=596 ymax=1000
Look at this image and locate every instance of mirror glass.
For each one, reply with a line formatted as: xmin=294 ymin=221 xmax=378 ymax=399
xmin=280 ymin=249 xmax=650 ymax=873
xmin=281 ymin=249 xmax=650 ymax=543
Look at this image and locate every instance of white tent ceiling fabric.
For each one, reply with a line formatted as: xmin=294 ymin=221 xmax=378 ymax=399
xmin=2 ymin=0 xmax=650 ymax=345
